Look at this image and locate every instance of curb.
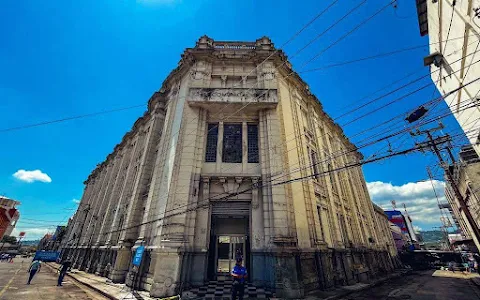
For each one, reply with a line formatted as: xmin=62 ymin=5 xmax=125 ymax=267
xmin=471 ymin=277 xmax=480 ymax=288
xmin=323 ymin=270 xmax=411 ymax=300
xmin=44 ymin=263 xmax=117 ymax=300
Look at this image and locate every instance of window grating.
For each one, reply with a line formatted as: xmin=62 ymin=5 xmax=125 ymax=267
xmin=223 ymin=124 xmax=242 ymax=163
xmin=205 ymin=123 xmax=218 ymax=162
xmin=310 ymin=150 xmax=319 ymax=180
xmin=247 ymin=124 xmax=259 ymax=163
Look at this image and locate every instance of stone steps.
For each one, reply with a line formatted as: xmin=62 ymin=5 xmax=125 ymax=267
xmin=183 ymin=280 xmax=273 ymax=299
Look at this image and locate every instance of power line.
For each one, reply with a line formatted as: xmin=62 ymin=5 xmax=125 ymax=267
xmin=340 ymin=57 xmax=480 ymax=127
xmin=104 ymin=139 xmax=435 ymax=236
xmin=300 ymin=34 xmax=479 ymax=74
xmin=335 ymin=38 xmax=480 ymax=122
xmin=90 ymin=3 xmax=384 ymax=228
xmin=295 ymin=1 xmax=395 ymax=71
xmin=115 ymin=87 xmax=480 ymax=224
xmin=0 ymin=104 xmax=145 ymax=133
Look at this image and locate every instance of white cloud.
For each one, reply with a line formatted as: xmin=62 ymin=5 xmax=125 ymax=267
xmin=367 ymin=180 xmax=446 ymax=227
xmin=11 ymin=228 xmax=52 ymax=240
xmin=72 ymin=199 xmax=80 ymax=204
xmin=13 ymin=169 xmax=52 ymax=183
xmin=413 ymin=225 xmax=423 ymax=232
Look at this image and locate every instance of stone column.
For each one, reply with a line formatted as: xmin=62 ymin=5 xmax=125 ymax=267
xmin=121 ymin=123 xmax=159 ymax=244
xmin=93 ymin=156 xmax=122 ymax=246
xmin=136 ymin=108 xmax=168 ymax=243
xmin=216 ymin=121 xmax=224 ymax=171
xmin=98 ymin=151 xmax=128 ymax=246
xmin=83 ymin=167 xmax=110 ymax=246
xmin=105 ymin=145 xmax=133 ymax=245
xmin=322 ymin=134 xmax=343 ymax=247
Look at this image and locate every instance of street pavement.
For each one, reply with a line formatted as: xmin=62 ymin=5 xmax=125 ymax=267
xmin=0 ymin=257 xmax=108 ymax=300
xmin=339 ymin=270 xmax=480 ymax=300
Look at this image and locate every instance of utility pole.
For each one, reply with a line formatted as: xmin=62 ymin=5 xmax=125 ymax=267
xmin=412 ymin=125 xmax=480 ymax=248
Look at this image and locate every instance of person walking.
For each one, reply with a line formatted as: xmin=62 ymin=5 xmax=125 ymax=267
xmin=27 ymin=259 xmax=41 ymax=284
xmin=231 ymin=258 xmax=247 ymax=300
xmin=57 ymin=258 xmax=72 ymax=286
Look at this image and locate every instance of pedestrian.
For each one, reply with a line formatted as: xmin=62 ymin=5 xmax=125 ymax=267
xmin=104 ymin=262 xmax=112 ymax=278
xmin=468 ymin=260 xmax=475 ymax=273
xmin=57 ymin=258 xmax=72 ymax=286
xmin=448 ymin=261 xmax=455 ymax=272
xmin=474 ymin=254 xmax=480 ymax=274
xmin=27 ymin=259 xmax=41 ymax=285
xmin=235 ymin=248 xmax=243 ymax=261
xmin=231 ymin=258 xmax=247 ymax=300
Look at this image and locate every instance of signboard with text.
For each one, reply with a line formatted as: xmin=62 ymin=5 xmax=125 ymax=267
xmin=33 ymin=251 xmax=60 ymax=262
xmin=132 ymin=246 xmax=145 ymax=267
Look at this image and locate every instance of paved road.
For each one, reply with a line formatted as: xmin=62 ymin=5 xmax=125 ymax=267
xmin=340 ymin=270 xmax=480 ymax=300
xmin=0 ymin=258 xmax=107 ymax=300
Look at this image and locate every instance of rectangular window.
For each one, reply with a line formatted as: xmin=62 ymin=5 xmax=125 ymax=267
xmin=223 ymin=124 xmax=242 ymax=163
xmin=328 ymin=164 xmax=338 ymax=193
xmin=247 ymin=124 xmax=259 ymax=163
xmin=310 ymin=150 xmax=319 ymax=180
xmin=317 ymin=205 xmax=325 ymax=241
xmin=338 ymin=213 xmax=348 ymax=243
xmin=205 ymin=123 xmax=219 ymax=162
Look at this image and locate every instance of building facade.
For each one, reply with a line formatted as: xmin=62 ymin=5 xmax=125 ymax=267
xmin=62 ymin=36 xmax=396 ymax=298
xmin=0 ymin=196 xmax=20 ymax=240
xmin=416 ymin=0 xmax=480 ymax=157
xmin=444 ymin=145 xmax=480 ymax=251
xmin=372 ymin=204 xmax=399 ymax=269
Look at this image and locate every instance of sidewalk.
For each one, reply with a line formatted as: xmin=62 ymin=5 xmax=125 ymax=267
xmin=45 ymin=262 xmax=158 ymax=300
xmin=45 ymin=262 xmax=411 ymax=300
xmin=305 ymin=268 xmax=412 ymax=300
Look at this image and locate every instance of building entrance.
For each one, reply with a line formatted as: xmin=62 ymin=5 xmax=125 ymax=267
xmin=208 ymin=212 xmax=249 ymax=279
xmin=216 ymin=235 xmax=246 ymax=274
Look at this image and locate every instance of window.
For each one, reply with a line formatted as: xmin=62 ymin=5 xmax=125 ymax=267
xmin=223 ymin=124 xmax=242 ymax=163
xmin=317 ymin=205 xmax=325 ymax=241
xmin=310 ymin=150 xmax=320 ymax=180
xmin=328 ymin=164 xmax=337 ymax=193
xmin=338 ymin=213 xmax=348 ymax=243
xmin=247 ymin=124 xmax=259 ymax=163
xmin=205 ymin=123 xmax=219 ymax=162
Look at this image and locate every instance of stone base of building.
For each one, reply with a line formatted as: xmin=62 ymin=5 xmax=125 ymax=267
xmin=62 ymin=246 xmax=396 ymax=299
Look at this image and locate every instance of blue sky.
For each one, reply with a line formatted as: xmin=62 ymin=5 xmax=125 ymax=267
xmin=0 ymin=1 xmax=467 ymax=239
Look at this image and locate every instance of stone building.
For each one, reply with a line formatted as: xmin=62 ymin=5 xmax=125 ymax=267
xmin=62 ymin=36 xmax=396 ymax=298
xmin=372 ymin=204 xmax=399 ymax=269
xmin=415 ymin=0 xmax=480 ymax=157
xmin=444 ymin=145 xmax=480 ymax=251
xmin=0 ymin=196 xmax=20 ymax=240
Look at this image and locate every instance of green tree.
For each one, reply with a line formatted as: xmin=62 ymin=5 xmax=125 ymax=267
xmin=1 ymin=235 xmax=17 ymax=244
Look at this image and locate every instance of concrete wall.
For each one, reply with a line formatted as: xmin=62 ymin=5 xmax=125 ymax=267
xmin=425 ymin=0 xmax=480 ymax=156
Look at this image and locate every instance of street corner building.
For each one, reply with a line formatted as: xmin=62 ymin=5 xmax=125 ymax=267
xmin=0 ymin=196 xmax=20 ymax=241
xmin=61 ymin=36 xmax=398 ymax=298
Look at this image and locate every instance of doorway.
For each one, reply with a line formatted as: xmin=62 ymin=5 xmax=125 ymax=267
xmin=208 ymin=215 xmax=249 ymax=279
xmin=216 ymin=235 xmax=246 ymax=274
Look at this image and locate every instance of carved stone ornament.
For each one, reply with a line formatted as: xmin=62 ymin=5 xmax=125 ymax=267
xmin=219 ymin=177 xmax=241 ymax=194
xmin=251 ymin=177 xmax=260 ymax=209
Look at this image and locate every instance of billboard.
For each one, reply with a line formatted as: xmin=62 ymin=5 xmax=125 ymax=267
xmin=33 ymin=250 xmax=60 ymax=262
xmin=385 ymin=210 xmax=409 ymax=235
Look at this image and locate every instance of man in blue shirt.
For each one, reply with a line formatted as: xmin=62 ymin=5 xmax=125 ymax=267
xmin=27 ymin=259 xmax=41 ymax=284
xmin=231 ymin=258 xmax=247 ymax=300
